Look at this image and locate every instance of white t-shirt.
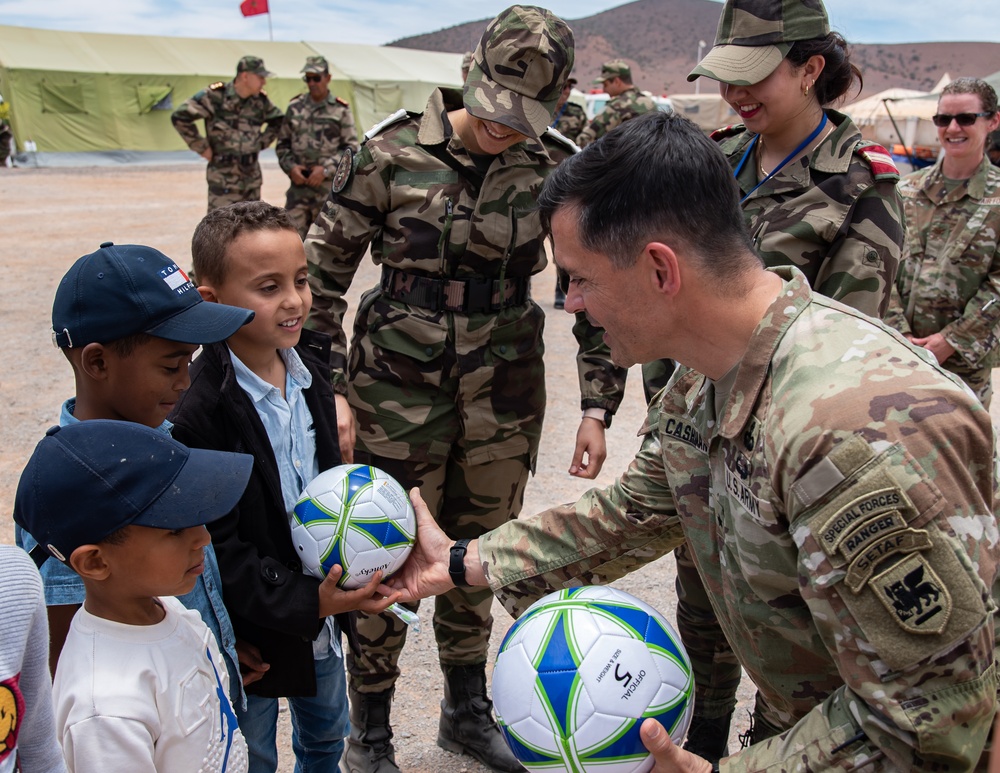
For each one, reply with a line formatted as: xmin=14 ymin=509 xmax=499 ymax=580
xmin=53 ymin=596 xmax=248 ymax=773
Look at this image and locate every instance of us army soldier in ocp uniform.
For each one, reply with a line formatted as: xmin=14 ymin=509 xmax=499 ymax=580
xmin=390 ymin=112 xmax=1000 ymax=771
xmin=276 ymin=56 xmax=359 ymax=239
xmin=576 ymin=60 xmax=656 ymax=148
xmin=172 ymin=55 xmax=284 ymax=213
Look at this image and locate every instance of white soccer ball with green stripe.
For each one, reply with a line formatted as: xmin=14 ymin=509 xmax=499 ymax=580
xmin=492 ymin=586 xmax=693 ymax=772
xmin=291 ymin=464 xmax=416 ymax=589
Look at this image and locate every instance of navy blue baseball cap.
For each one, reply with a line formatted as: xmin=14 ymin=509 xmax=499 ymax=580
xmin=51 ymin=242 xmax=254 ymax=349
xmin=14 ymin=421 xmax=253 ymax=565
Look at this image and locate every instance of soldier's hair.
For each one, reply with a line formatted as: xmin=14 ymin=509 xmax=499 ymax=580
xmin=192 ymin=201 xmax=297 ymax=285
xmin=787 ymin=32 xmax=862 ymax=106
xmin=940 ymin=77 xmax=999 ymax=116
xmin=537 ymin=111 xmax=757 ymax=287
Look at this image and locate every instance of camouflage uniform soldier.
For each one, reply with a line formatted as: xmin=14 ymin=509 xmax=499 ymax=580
xmin=172 ymin=55 xmax=284 ymax=213
xmin=276 ymin=56 xmax=359 ymax=238
xmin=551 ymin=78 xmax=586 ymax=144
xmin=886 ymin=77 xmax=1000 ymax=408
xmin=576 ymin=60 xmax=656 ymax=148
xmin=304 ymin=7 xmax=625 ymax=772
xmin=652 ymin=1 xmax=908 ymax=760
xmin=461 ymin=51 xmax=474 ymax=82
xmin=393 ymin=112 xmax=1000 ymax=772
xmin=0 ymin=93 xmax=12 ymax=167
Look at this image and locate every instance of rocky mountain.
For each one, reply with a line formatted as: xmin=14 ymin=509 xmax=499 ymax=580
xmin=388 ymin=0 xmax=1000 ymax=101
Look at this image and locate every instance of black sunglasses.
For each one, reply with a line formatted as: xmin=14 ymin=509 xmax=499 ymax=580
xmin=931 ymin=112 xmax=993 ymax=127
xmin=303 ymin=74 xmax=324 ymax=83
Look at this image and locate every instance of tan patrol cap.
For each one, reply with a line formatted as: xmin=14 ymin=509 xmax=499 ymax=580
xmin=688 ymin=0 xmax=830 ymax=86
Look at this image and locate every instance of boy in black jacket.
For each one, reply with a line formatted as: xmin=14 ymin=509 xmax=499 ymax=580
xmin=171 ymin=201 xmax=398 ymax=772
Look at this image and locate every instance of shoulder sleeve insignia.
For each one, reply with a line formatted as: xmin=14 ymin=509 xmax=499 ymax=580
xmin=331 ymin=147 xmax=355 ymax=194
xmin=855 ymin=141 xmax=900 ymax=182
xmin=710 ymin=124 xmax=743 ymax=142
xmin=363 ymin=108 xmax=409 ymax=142
xmin=543 ymin=126 xmax=580 ymax=154
xmin=209 ymin=82 xmax=225 ymax=91
xmin=335 ymin=96 xmax=350 ymax=107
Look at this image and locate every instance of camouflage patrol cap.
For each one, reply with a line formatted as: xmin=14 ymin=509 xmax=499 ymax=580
xmin=301 ymin=56 xmax=329 ymax=75
xmin=237 ymin=55 xmax=275 ymax=78
xmin=687 ymin=0 xmax=830 ymax=86
xmin=464 ymin=5 xmax=575 ymax=138
xmin=592 ymin=60 xmax=631 ymax=85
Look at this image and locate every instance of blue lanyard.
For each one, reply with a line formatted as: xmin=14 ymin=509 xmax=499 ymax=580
xmin=550 ymin=103 xmax=568 ymax=128
xmin=734 ymin=113 xmax=828 ymax=203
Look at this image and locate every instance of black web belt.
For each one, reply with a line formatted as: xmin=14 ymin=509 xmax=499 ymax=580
xmin=213 ymin=152 xmax=259 ymax=165
xmin=380 ymin=267 xmax=530 ymax=314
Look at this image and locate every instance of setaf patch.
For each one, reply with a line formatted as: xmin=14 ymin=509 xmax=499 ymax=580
xmin=872 ymin=553 xmax=949 ymax=635
xmin=331 ymin=147 xmax=354 ymax=194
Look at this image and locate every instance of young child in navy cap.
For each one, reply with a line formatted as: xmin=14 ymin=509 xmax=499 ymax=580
xmin=13 ymin=420 xmax=254 ymax=772
xmin=15 ymin=242 xmax=260 ymax=706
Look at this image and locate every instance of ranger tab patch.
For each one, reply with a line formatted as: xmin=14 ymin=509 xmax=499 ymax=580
xmin=331 ymin=147 xmax=354 ymax=194
xmin=872 ymin=554 xmax=950 ymax=635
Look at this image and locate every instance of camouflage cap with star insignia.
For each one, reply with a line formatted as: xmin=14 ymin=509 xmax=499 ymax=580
xmin=687 ymin=0 xmax=830 ymax=86
xmin=463 ymin=4 xmax=575 ymax=139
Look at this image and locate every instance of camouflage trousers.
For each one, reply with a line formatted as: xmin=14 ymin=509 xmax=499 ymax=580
xmin=674 ymin=542 xmax=743 ymax=720
xmin=348 ymin=451 xmax=530 ymax=694
xmin=284 ymin=182 xmax=330 ymax=239
xmin=206 ymin=159 xmax=263 ymax=213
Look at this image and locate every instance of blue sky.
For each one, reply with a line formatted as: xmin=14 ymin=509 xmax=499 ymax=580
xmin=0 ymin=0 xmax=997 ymax=46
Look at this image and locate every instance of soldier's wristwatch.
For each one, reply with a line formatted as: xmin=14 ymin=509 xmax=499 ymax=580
xmin=449 ymin=539 xmax=471 ymax=587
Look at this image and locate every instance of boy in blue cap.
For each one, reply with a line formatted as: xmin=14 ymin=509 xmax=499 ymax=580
xmin=14 ymin=420 xmax=254 ymax=772
xmin=16 ymin=242 xmax=259 ymax=705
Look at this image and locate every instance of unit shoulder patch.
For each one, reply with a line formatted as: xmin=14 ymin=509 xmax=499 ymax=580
xmin=331 ymin=147 xmax=355 ymax=194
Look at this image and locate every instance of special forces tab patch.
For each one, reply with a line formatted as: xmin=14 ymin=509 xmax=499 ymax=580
xmin=872 ymin=554 xmax=950 ymax=635
xmin=331 ymin=147 xmax=354 ymax=194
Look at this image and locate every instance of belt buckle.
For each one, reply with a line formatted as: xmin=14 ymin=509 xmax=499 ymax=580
xmin=465 ymin=277 xmax=493 ymax=313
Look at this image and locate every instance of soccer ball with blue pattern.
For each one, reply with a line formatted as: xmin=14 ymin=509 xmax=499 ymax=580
xmin=492 ymin=586 xmax=693 ymax=773
xmin=291 ymin=465 xmax=416 ymax=589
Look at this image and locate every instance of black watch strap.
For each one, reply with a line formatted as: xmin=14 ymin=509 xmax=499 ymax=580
xmin=449 ymin=538 xmax=471 ymax=587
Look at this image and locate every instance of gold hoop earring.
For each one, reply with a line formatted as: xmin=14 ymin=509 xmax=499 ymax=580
xmin=803 ymin=83 xmax=810 ymax=97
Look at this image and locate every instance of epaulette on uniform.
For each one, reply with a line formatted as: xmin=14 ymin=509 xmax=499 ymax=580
xmin=363 ymin=109 xmax=410 ymax=142
xmin=209 ymin=82 xmax=225 ymax=91
xmin=710 ymin=124 xmax=744 ymax=142
xmin=543 ymin=126 xmax=580 ymax=154
xmin=335 ymin=96 xmax=350 ymax=107
xmin=854 ymin=141 xmax=900 ymax=182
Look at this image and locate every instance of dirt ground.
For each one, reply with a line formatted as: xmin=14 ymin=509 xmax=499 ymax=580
xmin=6 ymin=159 xmax=989 ymax=771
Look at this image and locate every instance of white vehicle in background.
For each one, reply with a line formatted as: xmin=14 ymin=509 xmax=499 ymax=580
xmin=583 ymin=91 xmax=672 ymax=120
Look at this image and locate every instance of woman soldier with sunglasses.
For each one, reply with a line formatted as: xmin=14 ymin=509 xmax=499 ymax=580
xmin=885 ymin=77 xmax=1000 ymax=408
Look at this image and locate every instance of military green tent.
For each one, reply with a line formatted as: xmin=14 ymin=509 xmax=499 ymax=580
xmin=0 ymin=24 xmax=461 ymax=163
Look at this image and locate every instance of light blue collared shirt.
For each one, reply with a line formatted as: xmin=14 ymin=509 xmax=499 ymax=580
xmin=230 ymin=347 xmax=339 ymax=658
xmin=15 ymin=398 xmax=247 ymax=708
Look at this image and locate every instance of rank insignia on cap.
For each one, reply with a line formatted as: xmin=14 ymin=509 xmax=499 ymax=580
xmin=873 ymin=554 xmax=950 ymax=635
xmin=332 ymin=147 xmax=354 ymax=194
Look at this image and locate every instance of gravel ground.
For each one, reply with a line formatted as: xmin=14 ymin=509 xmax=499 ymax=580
xmin=5 ymin=160 xmax=991 ymax=771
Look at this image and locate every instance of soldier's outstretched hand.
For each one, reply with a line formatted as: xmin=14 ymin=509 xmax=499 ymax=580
xmin=569 ymin=416 xmax=607 ymax=479
xmin=390 ymin=489 xmax=463 ymax=602
xmin=641 ymin=719 xmax=713 ymax=773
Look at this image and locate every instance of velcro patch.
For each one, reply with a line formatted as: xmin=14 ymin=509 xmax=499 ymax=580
xmin=838 ymin=511 xmax=908 ymax=563
xmin=818 ymin=487 xmax=913 ymax=556
xmin=845 ymin=529 xmax=932 ymax=593
xmin=873 ymin=554 xmax=950 ymax=635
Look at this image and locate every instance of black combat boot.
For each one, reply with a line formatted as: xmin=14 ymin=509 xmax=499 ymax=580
xmin=438 ymin=663 xmax=523 ymax=772
xmin=341 ymin=686 xmax=401 ymax=773
xmin=683 ymin=711 xmax=733 ymax=766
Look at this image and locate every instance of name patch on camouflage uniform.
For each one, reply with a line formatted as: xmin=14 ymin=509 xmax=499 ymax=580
xmin=662 ymin=418 xmax=708 ymax=452
xmin=872 ymin=554 xmax=950 ymax=635
xmin=725 ymin=464 xmax=762 ymax=520
xmin=331 ymin=147 xmax=354 ymax=194
xmin=982 ymin=197 xmax=1000 ymax=206
xmin=818 ymin=487 xmax=912 ymax=555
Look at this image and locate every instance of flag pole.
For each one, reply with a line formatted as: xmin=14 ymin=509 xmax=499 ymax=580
xmin=268 ymin=8 xmax=273 ymax=41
